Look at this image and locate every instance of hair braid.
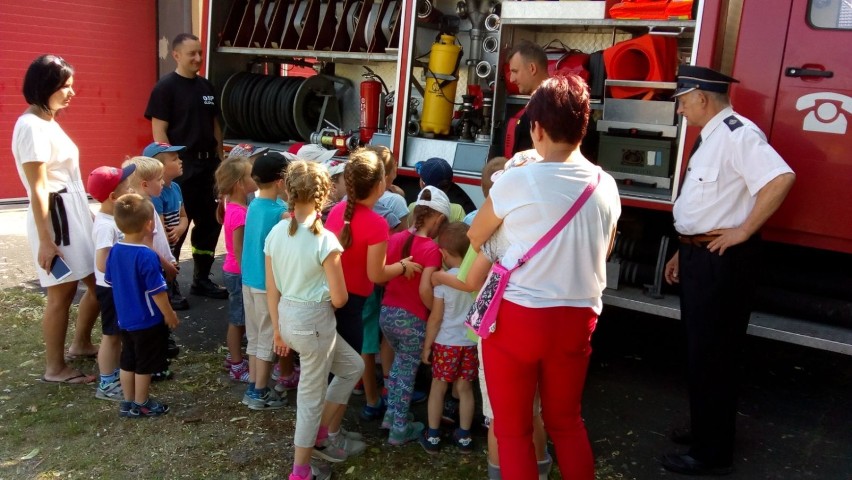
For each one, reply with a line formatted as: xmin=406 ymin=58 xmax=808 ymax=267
xmin=337 ymin=148 xmax=385 ymax=248
xmin=284 ymin=160 xmax=331 ymax=237
xmin=311 ymin=191 xmax=324 ymax=235
xmin=287 ymin=201 xmax=298 ymax=236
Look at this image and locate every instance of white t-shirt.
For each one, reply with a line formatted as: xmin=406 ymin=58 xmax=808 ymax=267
xmin=489 ymin=161 xmax=621 ymax=313
xmin=92 ymin=212 xmax=123 ymax=287
xmin=434 ymin=268 xmax=476 ymax=347
xmin=152 ymin=212 xmax=175 ymax=264
xmin=673 ymin=107 xmax=793 ymax=235
xmin=264 ymin=215 xmax=343 ymax=303
xmin=11 ymin=113 xmax=80 ymax=195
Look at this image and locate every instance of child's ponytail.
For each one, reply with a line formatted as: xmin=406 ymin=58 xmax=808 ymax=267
xmin=338 ymin=148 xmax=385 ymax=248
xmin=339 ymin=194 xmax=356 ymax=249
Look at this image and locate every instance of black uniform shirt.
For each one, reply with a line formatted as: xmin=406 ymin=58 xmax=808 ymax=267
xmin=145 ymin=72 xmax=220 ymax=156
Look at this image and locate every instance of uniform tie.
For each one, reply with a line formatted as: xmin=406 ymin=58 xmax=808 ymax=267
xmin=688 ymin=134 xmax=703 ymax=159
xmin=676 ymin=135 xmax=703 ymax=199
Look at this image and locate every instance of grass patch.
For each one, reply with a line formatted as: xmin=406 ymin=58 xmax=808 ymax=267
xmin=0 ymin=287 xmax=625 ymax=479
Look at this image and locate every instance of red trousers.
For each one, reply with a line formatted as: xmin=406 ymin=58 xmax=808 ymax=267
xmin=483 ymin=300 xmax=597 ymax=480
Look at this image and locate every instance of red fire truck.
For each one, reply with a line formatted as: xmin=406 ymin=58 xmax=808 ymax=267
xmin=2 ymin=0 xmax=849 ymax=354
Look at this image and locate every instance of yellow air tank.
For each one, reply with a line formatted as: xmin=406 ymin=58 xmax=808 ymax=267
xmin=420 ymin=34 xmax=462 ymax=135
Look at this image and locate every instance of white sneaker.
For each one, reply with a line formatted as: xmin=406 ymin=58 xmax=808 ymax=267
xmin=311 ymin=460 xmax=332 ymax=480
xmin=329 ymin=431 xmax=367 ymax=457
xmin=339 ymin=426 xmax=364 ymax=441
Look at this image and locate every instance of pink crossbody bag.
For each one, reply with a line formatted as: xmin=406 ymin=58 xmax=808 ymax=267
xmin=466 ymin=171 xmax=601 ymax=339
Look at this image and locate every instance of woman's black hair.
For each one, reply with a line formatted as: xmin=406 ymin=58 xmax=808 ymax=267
xmin=22 ymin=55 xmax=74 ymax=114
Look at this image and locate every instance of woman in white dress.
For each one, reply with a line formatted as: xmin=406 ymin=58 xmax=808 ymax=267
xmin=11 ymin=55 xmax=99 ymax=384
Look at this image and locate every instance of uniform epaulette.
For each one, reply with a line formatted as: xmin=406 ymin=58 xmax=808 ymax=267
xmin=724 ymin=115 xmax=743 ymax=131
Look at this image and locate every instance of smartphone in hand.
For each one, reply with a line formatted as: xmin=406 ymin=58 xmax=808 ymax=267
xmin=50 ymin=255 xmax=72 ymax=282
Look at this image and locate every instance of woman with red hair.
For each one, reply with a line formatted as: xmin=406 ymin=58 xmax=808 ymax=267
xmin=468 ymin=74 xmax=622 ymax=479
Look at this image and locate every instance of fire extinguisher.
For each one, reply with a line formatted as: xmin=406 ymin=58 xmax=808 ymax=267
xmin=360 ymin=67 xmax=389 ymax=145
xmin=420 ymin=34 xmax=463 ymax=135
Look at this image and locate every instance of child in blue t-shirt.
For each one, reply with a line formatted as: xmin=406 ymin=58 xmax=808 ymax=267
xmin=105 ymin=194 xmax=179 ymax=418
xmin=143 ymin=142 xmax=190 ymax=311
xmin=240 ymin=152 xmax=293 ymax=407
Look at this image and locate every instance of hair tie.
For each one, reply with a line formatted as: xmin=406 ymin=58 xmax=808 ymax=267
xmin=344 ymin=220 xmax=351 ymax=225
xmin=290 ymin=211 xmax=296 ymax=218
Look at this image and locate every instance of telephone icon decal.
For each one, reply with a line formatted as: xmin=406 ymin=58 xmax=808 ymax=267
xmin=795 ymin=92 xmax=852 ymax=135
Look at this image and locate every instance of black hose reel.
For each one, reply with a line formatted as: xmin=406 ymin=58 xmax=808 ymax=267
xmin=221 ymin=72 xmax=342 ymax=142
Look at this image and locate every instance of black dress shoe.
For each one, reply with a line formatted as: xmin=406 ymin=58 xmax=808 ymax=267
xmin=660 ymin=453 xmax=733 ymax=476
xmin=670 ymin=427 xmax=693 ymax=445
xmin=190 ymin=278 xmax=229 ymax=299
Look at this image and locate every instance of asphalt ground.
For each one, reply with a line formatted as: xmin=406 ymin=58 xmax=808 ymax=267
xmin=1 ymin=204 xmax=850 ymax=479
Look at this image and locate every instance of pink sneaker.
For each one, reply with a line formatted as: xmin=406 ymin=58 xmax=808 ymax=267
xmin=274 ymin=369 xmax=300 ymax=393
xmin=228 ymin=358 xmax=250 ymax=383
xmin=222 ymin=352 xmax=233 ymax=371
xmin=271 ymin=363 xmax=282 ymax=381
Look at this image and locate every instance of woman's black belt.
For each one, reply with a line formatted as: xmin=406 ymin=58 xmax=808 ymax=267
xmin=48 ymin=188 xmax=70 ymax=246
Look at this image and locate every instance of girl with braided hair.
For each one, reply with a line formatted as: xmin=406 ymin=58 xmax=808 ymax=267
xmin=324 ymin=148 xmax=423 ymax=451
xmin=265 ymin=160 xmax=364 ymax=476
xmin=380 ymin=186 xmax=451 ymax=445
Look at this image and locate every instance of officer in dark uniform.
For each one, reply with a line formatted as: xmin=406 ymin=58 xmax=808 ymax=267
xmin=145 ymin=33 xmax=227 ymax=299
xmin=661 ymin=65 xmax=796 ymax=475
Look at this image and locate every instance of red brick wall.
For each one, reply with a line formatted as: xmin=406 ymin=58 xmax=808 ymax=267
xmin=0 ymin=1 xmax=157 ymax=200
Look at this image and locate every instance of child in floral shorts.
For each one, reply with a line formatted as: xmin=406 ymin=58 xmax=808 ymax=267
xmin=420 ymin=222 xmax=478 ymax=454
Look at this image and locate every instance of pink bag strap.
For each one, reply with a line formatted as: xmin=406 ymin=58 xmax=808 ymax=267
xmin=511 ymin=170 xmax=601 ymax=271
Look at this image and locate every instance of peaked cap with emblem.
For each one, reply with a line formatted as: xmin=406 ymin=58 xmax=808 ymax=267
xmin=672 ymin=65 xmax=739 ymax=98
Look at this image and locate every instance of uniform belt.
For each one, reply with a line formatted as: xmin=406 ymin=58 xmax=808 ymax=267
xmin=185 ymin=151 xmax=218 ymax=160
xmin=678 ymin=234 xmax=720 ymax=247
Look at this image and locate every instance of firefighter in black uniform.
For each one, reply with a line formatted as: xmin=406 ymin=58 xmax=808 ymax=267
xmin=145 ymin=33 xmax=227 ymax=299
xmin=661 ymin=65 xmax=795 ymax=475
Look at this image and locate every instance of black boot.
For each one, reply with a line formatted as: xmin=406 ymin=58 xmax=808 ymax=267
xmin=169 ymin=279 xmax=190 ymax=310
xmin=190 ymin=253 xmax=228 ymax=299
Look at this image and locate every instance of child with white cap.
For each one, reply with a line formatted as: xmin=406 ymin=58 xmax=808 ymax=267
xmin=378 ymin=186 xmax=451 ymax=445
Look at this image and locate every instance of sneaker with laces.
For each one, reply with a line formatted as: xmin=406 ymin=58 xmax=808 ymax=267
xmin=271 ymin=363 xmax=281 ymax=381
xmin=441 ymin=397 xmax=459 ymax=425
xmin=388 ymin=421 xmax=425 ymax=446
xmin=360 ymin=397 xmax=386 ymax=421
xmin=129 ymin=398 xmax=170 ymax=417
xmin=329 ymin=431 xmax=367 ymax=457
xmin=352 ymin=379 xmax=364 ymax=395
xmin=229 ymin=358 xmax=251 ymax=383
xmin=274 ymin=370 xmax=300 ymax=393
xmin=453 ymin=429 xmax=475 ymax=454
xmin=95 ymin=380 xmax=124 ymax=402
xmin=248 ymin=388 xmax=288 ymax=410
xmin=241 ymin=386 xmax=254 ymax=406
xmin=310 ymin=460 xmax=332 ymax=480
xmin=339 ymin=426 xmax=363 ymax=441
xmin=419 ymin=430 xmax=442 ymax=454
xmin=118 ymin=400 xmax=133 ymax=418
xmin=312 ymin=437 xmax=348 ymax=463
